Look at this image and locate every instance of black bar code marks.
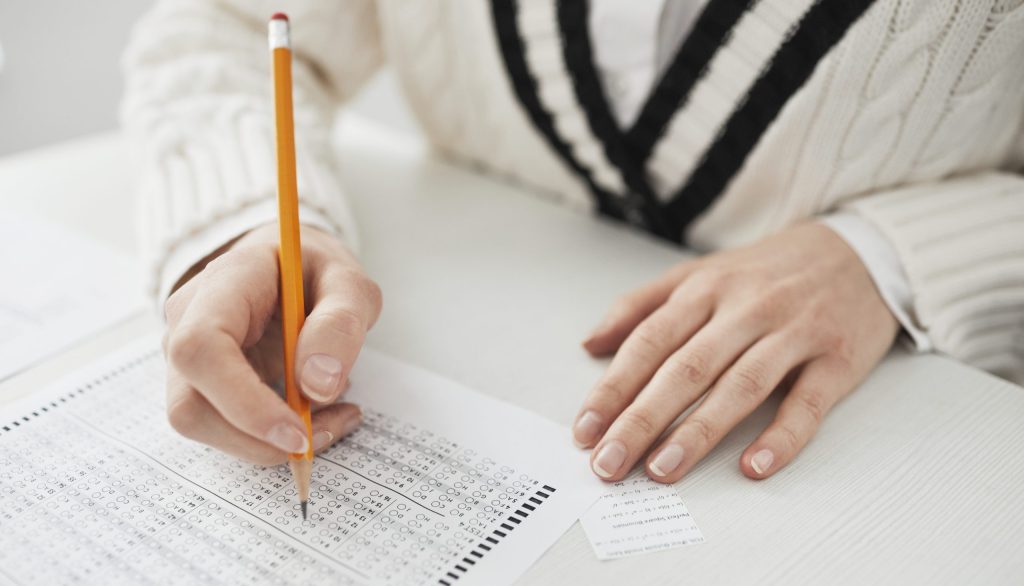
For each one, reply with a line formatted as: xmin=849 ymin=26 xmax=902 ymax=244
xmin=0 ymin=350 xmax=157 ymax=437
xmin=437 ymin=485 xmax=556 ymax=584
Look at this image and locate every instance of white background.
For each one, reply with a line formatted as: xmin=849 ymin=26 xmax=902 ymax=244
xmin=0 ymin=0 xmax=417 ymax=155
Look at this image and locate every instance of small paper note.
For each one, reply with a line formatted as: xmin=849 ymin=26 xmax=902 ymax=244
xmin=580 ymin=473 xmax=705 ymax=560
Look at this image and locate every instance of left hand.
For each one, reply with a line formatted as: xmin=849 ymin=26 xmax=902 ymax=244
xmin=573 ymin=222 xmax=899 ymax=483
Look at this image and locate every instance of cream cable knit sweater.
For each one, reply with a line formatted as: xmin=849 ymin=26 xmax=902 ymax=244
xmin=122 ymin=0 xmax=1024 ymax=381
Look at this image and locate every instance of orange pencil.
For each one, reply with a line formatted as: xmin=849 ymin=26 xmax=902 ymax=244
xmin=269 ymin=12 xmax=313 ymax=520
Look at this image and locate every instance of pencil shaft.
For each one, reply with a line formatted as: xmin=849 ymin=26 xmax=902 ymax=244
xmin=271 ymin=17 xmax=313 ymax=528
xmin=272 ymin=44 xmax=312 ymax=457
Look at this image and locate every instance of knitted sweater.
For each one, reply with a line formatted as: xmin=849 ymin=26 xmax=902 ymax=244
xmin=122 ymin=0 xmax=1024 ymax=381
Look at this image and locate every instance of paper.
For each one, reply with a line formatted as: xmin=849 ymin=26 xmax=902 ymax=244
xmin=580 ymin=472 xmax=704 ymax=560
xmin=0 ymin=338 xmax=603 ymax=585
xmin=0 ymin=212 xmax=143 ymax=381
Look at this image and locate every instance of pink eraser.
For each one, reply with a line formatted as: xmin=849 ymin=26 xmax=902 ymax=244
xmin=271 ymin=12 xmax=288 ymax=21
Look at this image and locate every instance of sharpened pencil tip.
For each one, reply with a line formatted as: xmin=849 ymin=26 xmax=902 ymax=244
xmin=301 ymin=500 xmax=307 ymax=520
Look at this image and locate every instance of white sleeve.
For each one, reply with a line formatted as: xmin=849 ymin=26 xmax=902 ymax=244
xmin=121 ymin=0 xmax=384 ymax=304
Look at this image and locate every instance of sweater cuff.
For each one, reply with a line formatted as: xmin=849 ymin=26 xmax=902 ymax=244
xmin=841 ymin=172 xmax=1024 ymax=375
xmin=136 ymin=114 xmax=360 ymax=307
xmin=819 ymin=212 xmax=932 ymax=352
xmin=155 ymin=200 xmax=341 ymax=307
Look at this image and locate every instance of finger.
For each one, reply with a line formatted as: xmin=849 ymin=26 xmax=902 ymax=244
xmin=295 ymin=260 xmax=382 ymax=404
xmin=167 ymin=365 xmax=362 ymax=465
xmin=740 ymin=357 xmax=851 ymax=479
xmin=310 ymin=403 xmax=363 ymax=453
xmin=583 ymin=261 xmax=697 ymax=356
xmin=645 ymin=330 xmax=811 ymax=483
xmin=167 ymin=250 xmax=310 ymax=454
xmin=588 ymin=314 xmax=763 ymax=481
xmin=162 ymin=272 xmax=205 ymax=356
xmin=244 ymin=321 xmax=285 ymax=387
xmin=573 ymin=284 xmax=712 ymax=448
xmin=163 ymin=266 xmax=206 ymax=327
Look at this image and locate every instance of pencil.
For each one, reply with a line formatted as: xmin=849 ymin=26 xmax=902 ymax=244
xmin=269 ymin=12 xmax=313 ymax=520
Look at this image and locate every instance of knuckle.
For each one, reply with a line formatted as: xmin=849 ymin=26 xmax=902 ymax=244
xmin=629 ymin=320 xmax=672 ymax=355
xmin=686 ymin=415 xmax=719 ymax=446
xmin=786 ymin=319 xmax=817 ymax=346
xmin=669 ymin=348 xmax=712 ymax=386
xmin=628 ymin=329 xmax=660 ymax=355
xmin=770 ymin=278 xmax=800 ymax=301
xmin=775 ymin=423 xmax=803 ymax=452
xmin=312 ymin=307 xmax=366 ymax=339
xmin=167 ymin=325 xmax=208 ymax=372
xmin=669 ymin=283 xmax=711 ymax=307
xmin=744 ymin=294 xmax=781 ymax=323
xmin=694 ymin=266 xmax=730 ymax=291
xmin=805 ymin=295 xmax=831 ymax=322
xmin=363 ymin=277 xmax=384 ymax=312
xmin=164 ymin=291 xmax=188 ymax=324
xmin=332 ymin=268 xmax=384 ymax=318
xmin=794 ymin=390 xmax=827 ymax=425
xmin=618 ymin=409 xmax=660 ymax=438
xmin=166 ymin=391 xmax=203 ymax=438
xmin=730 ymin=359 xmax=771 ymax=401
xmin=820 ymin=331 xmax=850 ymax=361
xmin=592 ymin=378 xmax=629 ymax=406
xmin=666 ymin=284 xmax=689 ymax=304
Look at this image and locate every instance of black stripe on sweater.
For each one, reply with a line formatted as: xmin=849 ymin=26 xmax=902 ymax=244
xmin=664 ymin=0 xmax=877 ymax=229
xmin=556 ymin=1 xmax=675 ymax=240
xmin=490 ymin=0 xmax=624 ymax=223
xmin=625 ymin=0 xmax=753 ymax=163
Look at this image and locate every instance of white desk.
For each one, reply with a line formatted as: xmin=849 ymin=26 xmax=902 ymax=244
xmin=1 ymin=117 xmax=1022 ymax=585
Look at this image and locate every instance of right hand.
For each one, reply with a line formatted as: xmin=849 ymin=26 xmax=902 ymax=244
xmin=163 ymin=223 xmax=383 ymax=465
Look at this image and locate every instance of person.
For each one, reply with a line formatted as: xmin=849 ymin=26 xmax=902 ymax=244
xmin=121 ymin=0 xmax=1024 ymax=484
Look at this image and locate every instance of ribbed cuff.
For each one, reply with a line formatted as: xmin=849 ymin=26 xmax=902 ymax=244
xmin=154 ymin=200 xmax=341 ymax=308
xmin=843 ymin=172 xmax=1024 ymax=374
xmin=137 ymin=114 xmax=359 ymax=307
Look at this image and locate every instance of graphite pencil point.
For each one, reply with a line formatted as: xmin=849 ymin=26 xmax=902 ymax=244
xmin=301 ymin=500 xmax=308 ymax=520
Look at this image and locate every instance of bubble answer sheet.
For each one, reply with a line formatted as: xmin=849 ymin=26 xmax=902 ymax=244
xmin=0 ymin=337 xmax=605 ymax=586
xmin=0 ymin=212 xmax=144 ymax=381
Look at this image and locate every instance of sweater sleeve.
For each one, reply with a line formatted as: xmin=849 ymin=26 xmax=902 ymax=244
xmin=840 ymin=172 xmax=1024 ymax=381
xmin=120 ymin=0 xmax=383 ymax=303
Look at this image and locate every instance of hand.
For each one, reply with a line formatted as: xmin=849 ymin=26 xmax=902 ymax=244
xmin=574 ymin=222 xmax=899 ymax=483
xmin=163 ymin=224 xmax=382 ymax=465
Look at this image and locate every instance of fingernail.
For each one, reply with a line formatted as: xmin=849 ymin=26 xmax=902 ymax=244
xmin=751 ymin=449 xmax=774 ymax=475
xmin=649 ymin=444 xmax=685 ymax=477
xmin=592 ymin=440 xmax=627 ymax=479
xmin=573 ymin=411 xmax=603 ymax=447
xmin=266 ymin=423 xmax=309 ymax=453
xmin=312 ymin=430 xmax=334 ymax=451
xmin=301 ymin=354 xmax=343 ymax=402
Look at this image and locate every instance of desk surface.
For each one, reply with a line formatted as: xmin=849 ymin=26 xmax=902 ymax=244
xmin=1 ymin=117 xmax=1022 ymax=585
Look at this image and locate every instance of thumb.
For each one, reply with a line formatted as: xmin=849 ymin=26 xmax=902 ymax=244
xmin=295 ymin=262 xmax=382 ymax=404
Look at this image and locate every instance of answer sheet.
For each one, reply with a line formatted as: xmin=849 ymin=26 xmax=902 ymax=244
xmin=0 ymin=338 xmax=604 ymax=585
xmin=0 ymin=213 xmax=143 ymax=380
